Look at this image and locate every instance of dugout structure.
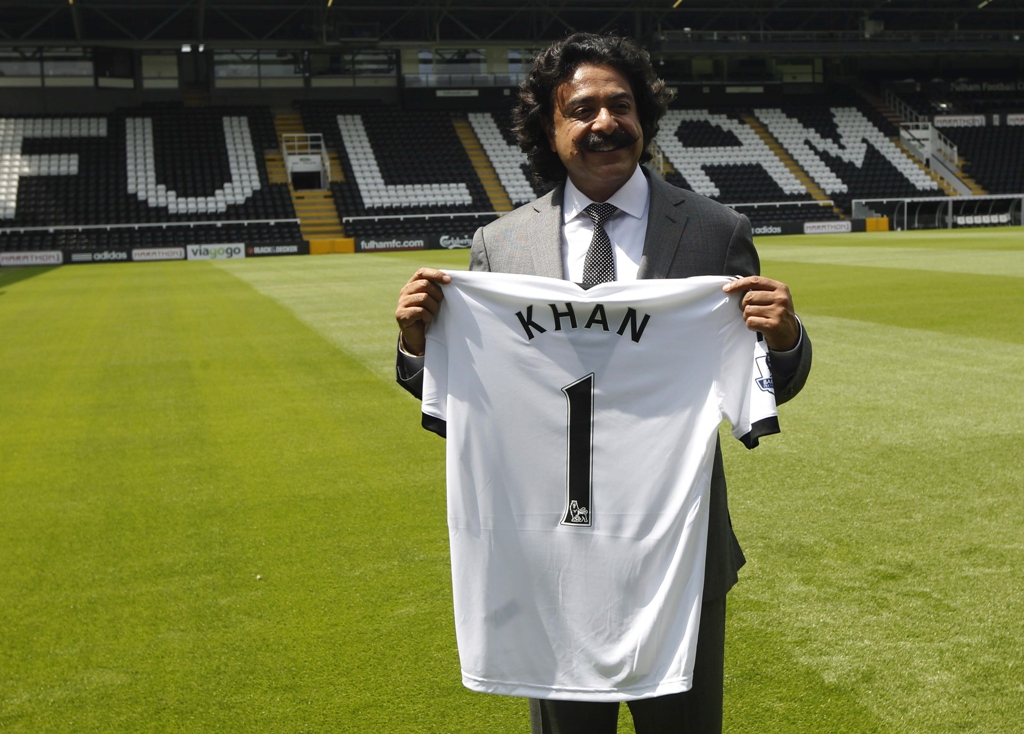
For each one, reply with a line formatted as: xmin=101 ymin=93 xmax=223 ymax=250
xmin=852 ymin=194 xmax=1024 ymax=231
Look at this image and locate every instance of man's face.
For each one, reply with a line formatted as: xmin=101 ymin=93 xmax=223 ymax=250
xmin=546 ymin=63 xmax=644 ymax=202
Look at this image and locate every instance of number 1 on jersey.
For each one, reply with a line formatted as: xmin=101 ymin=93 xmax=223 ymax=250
xmin=561 ymin=373 xmax=594 ymax=527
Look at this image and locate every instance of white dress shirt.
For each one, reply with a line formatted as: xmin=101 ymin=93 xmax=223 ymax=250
xmin=561 ymin=166 xmax=650 ymax=283
xmin=562 ymin=166 xmax=802 ymax=358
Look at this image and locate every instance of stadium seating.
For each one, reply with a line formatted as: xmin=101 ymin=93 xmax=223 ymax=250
xmin=659 ymin=109 xmax=809 ymax=202
xmin=298 ymin=101 xmax=493 ymax=240
xmin=469 ymin=108 xmax=550 ymax=203
xmin=467 ymin=111 xmax=538 ymax=205
xmin=732 ymin=202 xmax=842 ymax=228
xmin=341 ymin=212 xmax=498 ymax=241
xmin=9 ymin=89 xmax=1013 ymax=255
xmin=888 ymin=88 xmax=956 ymax=117
xmin=337 ymin=113 xmax=473 ymax=209
xmin=1 ymin=106 xmax=299 ymax=252
xmin=754 ymin=102 xmax=938 ymax=213
xmin=941 ymin=126 xmax=1024 ymax=194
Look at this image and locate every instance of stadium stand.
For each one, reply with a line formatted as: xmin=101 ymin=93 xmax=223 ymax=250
xmin=456 ymin=105 xmax=849 ymax=229
xmin=659 ymin=109 xmax=808 ymax=203
xmin=884 ymin=87 xmax=958 ymax=117
xmin=4 ymin=89 xmax=1014 ymax=253
xmin=881 ymin=77 xmax=1024 ymax=118
xmin=942 ymin=126 xmax=1024 ymax=194
xmin=337 ymin=113 xmax=473 ymax=209
xmin=0 ymin=1 xmax=1020 ymax=261
xmin=467 ymin=111 xmax=539 ymax=206
xmin=471 ymin=108 xmax=551 ymax=201
xmin=754 ymin=100 xmax=939 ymax=213
xmin=1 ymin=106 xmax=301 ymax=253
xmin=297 ymin=101 xmax=495 ymax=241
xmin=901 ymin=90 xmax=948 ymax=116
xmin=730 ymin=202 xmax=842 ymax=227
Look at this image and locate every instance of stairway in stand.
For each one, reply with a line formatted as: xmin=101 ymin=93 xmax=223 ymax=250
xmin=452 ymin=115 xmax=513 ymax=213
xmin=955 ymin=162 xmax=988 ymax=195
xmin=858 ymin=90 xmax=984 ymax=196
xmin=857 ymin=88 xmax=905 ymax=131
xmin=264 ymin=151 xmax=289 ymax=185
xmin=326 ymin=151 xmax=345 ymax=184
xmin=892 ymin=140 xmax=959 ymax=197
xmin=274 ymin=112 xmax=305 ymax=139
xmin=742 ymin=113 xmax=844 ymax=218
xmin=182 ymin=86 xmax=210 ymax=108
xmin=292 ymin=190 xmax=345 ymax=242
xmin=269 ymin=111 xmax=345 ymax=243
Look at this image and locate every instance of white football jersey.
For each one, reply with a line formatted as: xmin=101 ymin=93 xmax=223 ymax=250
xmin=422 ymin=270 xmax=778 ymax=702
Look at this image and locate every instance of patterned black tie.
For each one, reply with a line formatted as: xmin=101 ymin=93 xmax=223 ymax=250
xmin=582 ymin=202 xmax=618 ymax=286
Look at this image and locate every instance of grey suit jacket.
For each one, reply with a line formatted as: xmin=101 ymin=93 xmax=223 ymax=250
xmin=398 ymin=170 xmax=812 ymax=599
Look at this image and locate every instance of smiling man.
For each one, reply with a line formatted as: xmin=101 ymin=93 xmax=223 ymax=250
xmin=394 ymin=33 xmax=811 ymax=734
xmin=546 ymin=63 xmax=646 ymax=203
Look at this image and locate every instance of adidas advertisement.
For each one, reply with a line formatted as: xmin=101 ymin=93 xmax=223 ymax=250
xmin=69 ymin=250 xmax=129 ymax=264
xmin=186 ymin=244 xmax=246 ymax=261
xmin=749 ymin=222 xmax=803 ymax=237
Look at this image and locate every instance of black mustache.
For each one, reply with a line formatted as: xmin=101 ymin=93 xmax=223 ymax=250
xmin=577 ymin=129 xmax=639 ymax=152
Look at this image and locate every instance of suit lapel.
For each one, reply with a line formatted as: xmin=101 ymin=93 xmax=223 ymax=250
xmin=522 ymin=175 xmax=689 ymax=280
xmin=527 ymin=184 xmax=565 ymax=279
xmin=637 ymin=174 xmax=689 ymax=279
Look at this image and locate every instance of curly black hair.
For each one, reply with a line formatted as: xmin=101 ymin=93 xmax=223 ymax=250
xmin=512 ymin=32 xmax=675 ymax=185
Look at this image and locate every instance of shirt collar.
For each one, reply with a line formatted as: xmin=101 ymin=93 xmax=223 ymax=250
xmin=563 ymin=166 xmax=650 ymax=224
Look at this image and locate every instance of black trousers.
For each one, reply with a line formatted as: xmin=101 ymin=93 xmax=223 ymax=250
xmin=528 ymin=595 xmax=726 ymax=734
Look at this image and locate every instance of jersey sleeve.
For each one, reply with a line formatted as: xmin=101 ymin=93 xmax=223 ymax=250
xmin=420 ymin=292 xmax=450 ymax=439
xmin=733 ymin=334 xmax=780 ymax=449
xmin=718 ymin=301 xmax=780 ymax=449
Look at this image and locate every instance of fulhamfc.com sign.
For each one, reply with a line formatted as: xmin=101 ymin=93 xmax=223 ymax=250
xmin=186 ymin=244 xmax=246 ymax=260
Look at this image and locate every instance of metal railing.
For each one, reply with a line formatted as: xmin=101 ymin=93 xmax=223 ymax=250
xmin=884 ymin=89 xmax=928 ymax=124
xmin=0 ymin=218 xmax=300 ymax=235
xmin=656 ymin=29 xmax=1024 ymax=45
xmin=341 ymin=211 xmax=499 ymax=223
xmin=282 ymin=133 xmax=331 ymax=187
xmin=725 ymin=200 xmax=834 ymax=209
xmin=899 ymin=122 xmax=959 ymax=168
xmin=340 ymin=201 xmax=836 ymax=224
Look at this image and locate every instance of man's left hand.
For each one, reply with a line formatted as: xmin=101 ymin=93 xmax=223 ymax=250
xmin=723 ymin=276 xmax=801 ymax=351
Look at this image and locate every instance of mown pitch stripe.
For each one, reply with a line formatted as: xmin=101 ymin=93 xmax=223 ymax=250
xmin=758 ymin=244 xmax=1024 ymax=277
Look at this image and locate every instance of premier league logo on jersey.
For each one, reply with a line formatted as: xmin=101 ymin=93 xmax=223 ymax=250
xmin=566 ymin=500 xmax=590 ymax=525
xmin=755 ymin=354 xmax=774 ymax=393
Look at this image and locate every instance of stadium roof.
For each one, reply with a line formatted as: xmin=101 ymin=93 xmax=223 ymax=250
xmin=0 ymin=0 xmax=1022 ymax=47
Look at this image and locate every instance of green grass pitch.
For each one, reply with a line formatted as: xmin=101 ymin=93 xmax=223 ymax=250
xmin=1 ymin=227 xmax=1022 ymax=732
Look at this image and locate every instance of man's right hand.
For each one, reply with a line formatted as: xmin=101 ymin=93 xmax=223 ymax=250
xmin=395 ymin=268 xmax=452 ymax=356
